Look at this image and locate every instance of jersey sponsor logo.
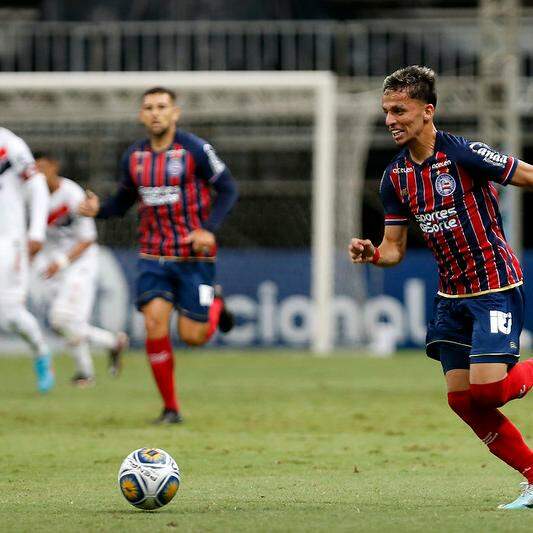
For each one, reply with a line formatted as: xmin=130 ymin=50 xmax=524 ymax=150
xmin=469 ymin=142 xmax=508 ymax=168
xmin=414 ymin=207 xmax=458 ymax=233
xmin=435 ymin=173 xmax=456 ymax=197
xmin=431 ymin=159 xmax=451 ymax=170
xmin=392 ymin=166 xmax=414 ymax=174
xmin=203 ymin=144 xmax=225 ymax=175
xmin=139 ymin=185 xmax=180 ymax=206
xmin=489 ymin=310 xmax=512 ymax=334
xmin=167 ymin=158 xmax=183 ymax=177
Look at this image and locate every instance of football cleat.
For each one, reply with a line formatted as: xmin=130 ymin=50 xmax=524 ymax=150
xmin=214 ymin=285 xmax=234 ymax=334
xmin=108 ymin=331 xmax=129 ymax=377
xmin=71 ymin=373 xmax=95 ymax=388
xmin=498 ymin=482 xmax=533 ymax=509
xmin=153 ymin=408 xmax=184 ymax=425
xmin=34 ymin=353 xmax=55 ymax=393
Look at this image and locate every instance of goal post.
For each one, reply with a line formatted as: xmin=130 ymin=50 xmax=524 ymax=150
xmin=0 ymin=71 xmax=337 ymax=353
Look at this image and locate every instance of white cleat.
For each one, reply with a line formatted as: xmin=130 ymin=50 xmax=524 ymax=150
xmin=498 ymin=482 xmax=533 ymax=510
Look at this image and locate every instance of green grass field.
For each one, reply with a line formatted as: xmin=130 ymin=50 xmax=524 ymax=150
xmin=1 ymin=350 xmax=532 ymax=532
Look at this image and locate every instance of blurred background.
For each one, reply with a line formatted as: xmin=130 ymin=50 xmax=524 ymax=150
xmin=0 ymin=0 xmax=532 ymax=354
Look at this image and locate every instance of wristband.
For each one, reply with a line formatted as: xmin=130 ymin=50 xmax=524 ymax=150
xmin=371 ymin=247 xmax=380 ymax=265
xmin=55 ymin=254 xmax=71 ymax=270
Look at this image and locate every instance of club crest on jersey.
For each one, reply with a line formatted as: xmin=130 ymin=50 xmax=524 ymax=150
xmin=435 ymin=174 xmax=456 ymax=197
xmin=167 ymin=158 xmax=183 ymax=177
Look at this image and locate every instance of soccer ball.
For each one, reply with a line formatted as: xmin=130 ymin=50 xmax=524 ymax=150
xmin=118 ymin=448 xmax=180 ymax=510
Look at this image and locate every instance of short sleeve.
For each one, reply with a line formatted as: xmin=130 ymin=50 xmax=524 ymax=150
xmin=6 ymin=131 xmax=38 ymax=180
xmin=380 ymin=170 xmax=409 ymax=225
xmin=457 ymin=139 xmax=517 ymax=186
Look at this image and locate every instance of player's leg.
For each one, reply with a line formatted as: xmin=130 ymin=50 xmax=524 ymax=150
xmin=464 ymin=288 xmax=533 ymax=507
xmin=137 ymin=258 xmax=182 ymax=424
xmin=142 ymin=298 xmax=181 ymax=423
xmin=470 ymin=361 xmax=533 ymax=408
xmin=468 ymin=287 xmax=533 ymax=408
xmin=443 ymin=350 xmax=533 ymax=486
xmin=0 ymin=240 xmax=53 ymax=392
xmin=175 ymin=262 xmax=233 ymax=346
xmin=428 ymin=294 xmax=533 ymax=504
xmin=49 ymin=263 xmax=128 ymax=379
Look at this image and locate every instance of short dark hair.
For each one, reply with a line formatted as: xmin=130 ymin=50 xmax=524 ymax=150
xmin=141 ymin=86 xmax=177 ymax=102
xmin=382 ymin=66 xmax=437 ymax=107
xmin=33 ymin=150 xmax=58 ymax=161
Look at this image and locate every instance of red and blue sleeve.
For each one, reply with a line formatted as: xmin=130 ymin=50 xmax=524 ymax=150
xmin=454 ymin=137 xmax=518 ymax=185
xmin=379 ymin=170 xmax=409 ymax=226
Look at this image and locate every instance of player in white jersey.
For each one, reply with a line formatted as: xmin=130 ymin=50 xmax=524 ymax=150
xmin=0 ymin=128 xmax=54 ymax=392
xmin=33 ymin=152 xmax=128 ymax=387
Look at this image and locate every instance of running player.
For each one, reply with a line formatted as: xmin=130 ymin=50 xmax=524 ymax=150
xmin=32 ymin=152 xmax=128 ymax=386
xmin=0 ymin=128 xmax=54 ymax=393
xmin=79 ymin=87 xmax=238 ymax=424
xmin=349 ymin=66 xmax=533 ymax=509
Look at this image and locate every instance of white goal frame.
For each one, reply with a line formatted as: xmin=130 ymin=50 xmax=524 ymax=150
xmin=0 ymin=71 xmax=337 ymax=354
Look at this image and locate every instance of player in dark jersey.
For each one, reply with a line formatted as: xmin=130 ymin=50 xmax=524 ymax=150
xmin=349 ymin=66 xmax=533 ymax=509
xmin=79 ymin=87 xmax=238 ymax=424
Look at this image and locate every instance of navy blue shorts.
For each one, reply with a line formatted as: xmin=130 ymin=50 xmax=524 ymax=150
xmin=425 ymin=285 xmax=525 ymax=372
xmin=136 ymin=258 xmax=215 ymax=322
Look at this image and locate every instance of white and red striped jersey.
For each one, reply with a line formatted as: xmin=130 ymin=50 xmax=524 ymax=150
xmin=43 ymin=177 xmax=98 ymax=262
xmin=0 ymin=127 xmax=49 ymax=242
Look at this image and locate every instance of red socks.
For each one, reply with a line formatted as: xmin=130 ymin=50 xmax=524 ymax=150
xmin=448 ymin=390 xmax=533 ymax=483
xmin=145 ymin=336 xmax=179 ymax=412
xmin=470 ymin=359 xmax=533 ymax=408
xmin=206 ymin=296 xmax=224 ymax=340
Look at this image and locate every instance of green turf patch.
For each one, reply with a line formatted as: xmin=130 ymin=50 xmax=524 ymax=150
xmin=0 ymin=351 xmax=531 ymax=532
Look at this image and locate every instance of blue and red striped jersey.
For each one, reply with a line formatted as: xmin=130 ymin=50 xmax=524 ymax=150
xmin=104 ymin=130 xmax=236 ymax=259
xmin=380 ymin=130 xmax=522 ymax=297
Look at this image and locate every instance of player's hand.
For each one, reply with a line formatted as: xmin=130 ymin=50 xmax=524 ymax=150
xmin=28 ymin=240 xmax=43 ymax=259
xmin=348 ymin=238 xmax=375 ymax=264
xmin=78 ymin=190 xmax=100 ymax=217
xmin=43 ymin=262 xmax=60 ymax=279
xmin=183 ymin=228 xmax=216 ymax=255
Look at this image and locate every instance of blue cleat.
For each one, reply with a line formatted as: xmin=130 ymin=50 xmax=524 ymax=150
xmin=498 ymin=483 xmax=533 ymax=509
xmin=34 ymin=353 xmax=55 ymax=393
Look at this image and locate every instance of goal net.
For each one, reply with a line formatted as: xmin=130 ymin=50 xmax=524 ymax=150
xmin=0 ymin=71 xmax=373 ymax=354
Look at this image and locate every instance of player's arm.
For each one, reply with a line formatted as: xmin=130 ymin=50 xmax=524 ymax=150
xmin=44 ymin=201 xmax=97 ymax=278
xmin=8 ymin=131 xmax=50 ymax=257
xmin=24 ymin=172 xmax=50 ymax=257
xmin=43 ymin=240 xmax=95 ymax=279
xmin=509 ymin=160 xmax=533 ymax=188
xmin=78 ymin=152 xmax=138 ymax=218
xmin=203 ymin=168 xmax=239 ymax=233
xmin=184 ymin=142 xmax=238 ymax=252
xmin=349 ymin=225 xmax=408 ymax=267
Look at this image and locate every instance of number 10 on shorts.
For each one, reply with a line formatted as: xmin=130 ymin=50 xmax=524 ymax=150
xmin=490 ymin=310 xmax=512 ymax=335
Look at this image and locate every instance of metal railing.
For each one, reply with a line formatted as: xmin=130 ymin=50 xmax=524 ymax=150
xmin=2 ymin=15 xmax=531 ymax=77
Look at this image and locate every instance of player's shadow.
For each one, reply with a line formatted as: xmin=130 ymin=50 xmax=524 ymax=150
xmin=100 ymin=509 xmax=177 ymax=515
